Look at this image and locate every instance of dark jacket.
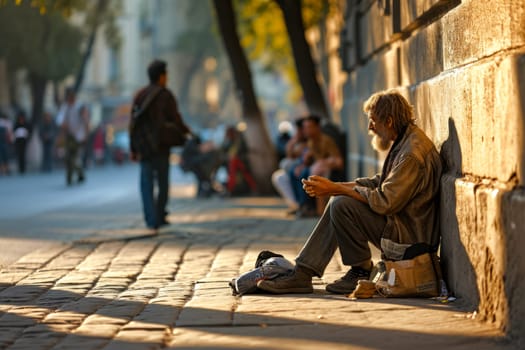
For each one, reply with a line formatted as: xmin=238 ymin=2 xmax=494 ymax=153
xmin=354 ymin=124 xmax=443 ymax=260
xmin=129 ymin=84 xmax=190 ymax=159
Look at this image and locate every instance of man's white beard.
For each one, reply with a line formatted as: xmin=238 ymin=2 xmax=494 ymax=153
xmin=371 ymin=133 xmax=392 ymax=152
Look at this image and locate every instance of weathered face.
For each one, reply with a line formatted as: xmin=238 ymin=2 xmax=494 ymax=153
xmin=368 ymin=114 xmax=393 ymax=152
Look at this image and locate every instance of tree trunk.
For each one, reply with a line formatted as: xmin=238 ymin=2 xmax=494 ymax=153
xmin=0 ymin=59 xmax=9 ymax=109
xmin=74 ymin=0 xmax=107 ymax=94
xmin=212 ymin=0 xmax=277 ymax=194
xmin=6 ymin=63 xmax=19 ymax=110
xmin=53 ymin=81 xmax=61 ymax=108
xmin=29 ymin=72 xmax=47 ymax=128
xmin=276 ymin=0 xmax=330 ymax=120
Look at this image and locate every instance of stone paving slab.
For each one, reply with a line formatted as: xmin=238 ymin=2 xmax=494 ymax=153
xmin=0 ymin=196 xmax=516 ymax=349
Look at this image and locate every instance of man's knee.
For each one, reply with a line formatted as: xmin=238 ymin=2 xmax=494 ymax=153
xmin=329 ymin=195 xmax=365 ymax=218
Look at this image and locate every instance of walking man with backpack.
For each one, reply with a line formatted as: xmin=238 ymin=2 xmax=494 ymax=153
xmin=129 ymin=60 xmax=192 ymax=230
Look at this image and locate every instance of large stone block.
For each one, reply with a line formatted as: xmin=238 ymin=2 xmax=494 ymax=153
xmin=474 ymin=183 xmax=510 ymax=328
xmin=442 ymin=0 xmax=525 ymax=70
xmin=451 ymin=178 xmax=478 ymax=296
xmin=343 ymin=4 xmax=359 ymax=70
xmin=399 ymin=0 xmax=451 ymax=31
xmin=443 ymin=177 xmax=513 ymax=329
xmin=413 ymin=70 xmax=472 ymax=175
xmin=469 ymin=55 xmax=523 ymax=182
xmin=354 ymin=45 xmax=400 ymax=97
xmin=415 ymin=53 xmax=524 ymax=182
xmin=502 ymin=189 xmax=525 ymax=343
xmin=399 ymin=20 xmax=443 ymax=85
xmin=358 ymin=0 xmax=394 ymax=59
xmin=439 ymin=174 xmax=479 ymax=308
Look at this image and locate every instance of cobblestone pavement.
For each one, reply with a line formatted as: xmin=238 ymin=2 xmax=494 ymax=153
xmin=0 ymin=196 xmax=515 ymax=349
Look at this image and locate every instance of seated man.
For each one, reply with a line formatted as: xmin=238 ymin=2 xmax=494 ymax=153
xmin=180 ymin=135 xmax=223 ymax=197
xmin=272 ymin=117 xmax=308 ymax=213
xmin=258 ymin=90 xmax=442 ymax=294
xmin=289 ymin=114 xmax=343 ymax=217
xmin=222 ymin=125 xmax=257 ymax=195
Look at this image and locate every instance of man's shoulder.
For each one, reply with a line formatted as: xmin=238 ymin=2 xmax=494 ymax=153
xmin=398 ymin=125 xmax=439 ymax=163
xmin=152 ymin=87 xmax=176 ymax=104
xmin=133 ymin=85 xmax=170 ymax=100
xmin=132 ymin=86 xmax=148 ymax=103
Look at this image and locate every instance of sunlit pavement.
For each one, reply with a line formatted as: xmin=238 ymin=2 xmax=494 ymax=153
xmin=0 ymin=163 xmax=193 ymax=266
xmin=0 ymin=167 xmax=514 ymax=349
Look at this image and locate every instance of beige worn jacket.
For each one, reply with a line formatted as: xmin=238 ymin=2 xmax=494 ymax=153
xmin=354 ymin=124 xmax=442 ymax=260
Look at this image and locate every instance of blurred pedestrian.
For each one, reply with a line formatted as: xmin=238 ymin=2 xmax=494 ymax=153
xmin=180 ymin=135 xmax=223 ymax=197
xmin=129 ymin=59 xmax=192 ymax=230
xmin=13 ymin=110 xmax=31 ymax=175
xmin=275 ymin=121 xmax=292 ymax=161
xmin=0 ymin=111 xmax=13 ymax=175
xmin=222 ymin=125 xmax=257 ymax=196
xmin=39 ymin=111 xmax=56 ymax=172
xmin=92 ymin=124 xmax=106 ymax=165
xmin=56 ymin=88 xmax=89 ymax=185
xmin=289 ymin=115 xmax=343 ymax=217
xmin=272 ymin=117 xmax=307 ymax=213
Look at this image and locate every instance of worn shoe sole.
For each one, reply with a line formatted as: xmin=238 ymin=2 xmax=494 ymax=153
xmin=257 ymin=280 xmax=313 ymax=294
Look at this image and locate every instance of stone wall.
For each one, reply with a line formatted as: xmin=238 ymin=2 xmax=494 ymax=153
xmin=339 ymin=0 xmax=525 ymax=342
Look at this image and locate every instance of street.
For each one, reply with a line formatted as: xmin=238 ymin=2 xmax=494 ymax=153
xmin=0 ymin=163 xmax=195 ymax=266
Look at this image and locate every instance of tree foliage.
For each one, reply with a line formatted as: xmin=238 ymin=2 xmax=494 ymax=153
xmin=0 ymin=0 xmax=121 ymax=126
xmin=0 ymin=2 xmax=84 ymax=82
xmin=235 ymin=0 xmax=340 ymax=103
xmin=0 ymin=0 xmax=121 ymax=80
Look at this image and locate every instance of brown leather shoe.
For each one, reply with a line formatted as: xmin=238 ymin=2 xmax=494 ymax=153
xmin=257 ymin=271 xmax=313 ymax=294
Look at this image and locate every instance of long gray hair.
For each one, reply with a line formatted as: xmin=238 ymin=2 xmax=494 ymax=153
xmin=363 ymin=90 xmax=415 ymax=134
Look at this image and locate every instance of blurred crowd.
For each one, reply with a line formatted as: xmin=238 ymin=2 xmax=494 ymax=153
xmin=179 ymin=115 xmax=346 ymax=219
xmin=0 ymin=97 xmax=134 ymax=179
xmin=0 ymin=96 xmax=346 ymax=218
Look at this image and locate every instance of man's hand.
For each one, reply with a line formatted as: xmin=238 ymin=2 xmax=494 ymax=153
xmin=301 ymin=175 xmax=338 ymax=197
xmin=131 ymin=152 xmax=140 ymax=162
xmin=302 ymin=175 xmax=368 ymax=203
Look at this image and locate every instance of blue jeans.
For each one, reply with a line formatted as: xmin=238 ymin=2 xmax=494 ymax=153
xmin=140 ymin=154 xmax=170 ymax=228
xmin=289 ymin=164 xmax=310 ymax=207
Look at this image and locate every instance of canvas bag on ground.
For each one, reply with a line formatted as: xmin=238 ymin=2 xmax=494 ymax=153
xmin=375 ymin=252 xmax=441 ymax=298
